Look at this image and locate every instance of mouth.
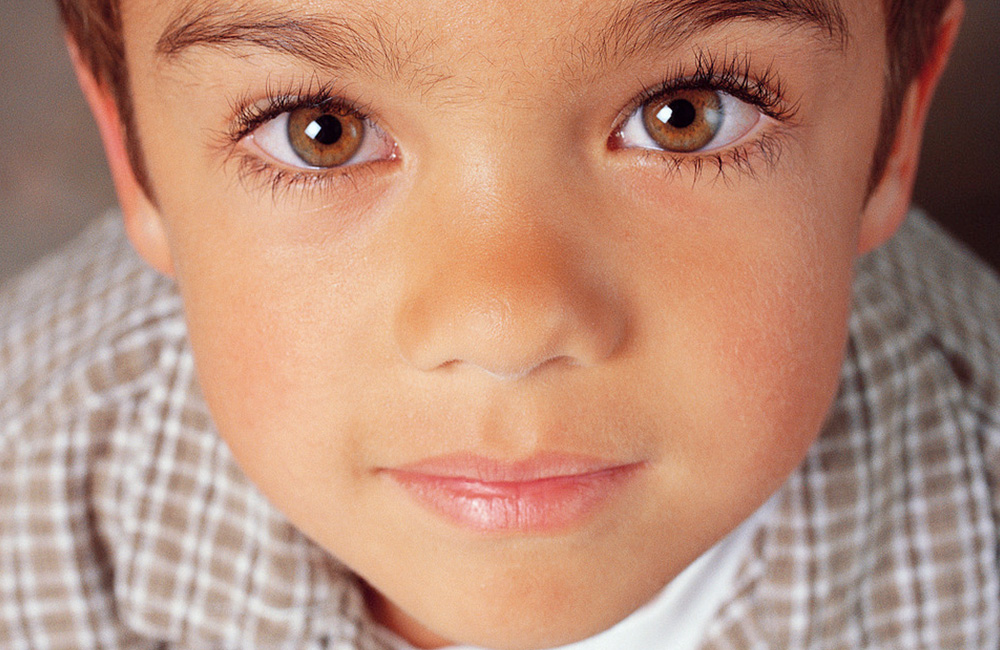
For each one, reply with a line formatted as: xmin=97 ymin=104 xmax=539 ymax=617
xmin=381 ymin=453 xmax=644 ymax=533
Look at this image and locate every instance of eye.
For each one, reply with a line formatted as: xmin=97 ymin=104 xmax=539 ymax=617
xmin=246 ymin=104 xmax=396 ymax=169
xmin=618 ymin=89 xmax=762 ymax=153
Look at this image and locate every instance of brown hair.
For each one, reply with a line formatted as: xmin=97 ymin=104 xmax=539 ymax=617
xmin=58 ymin=0 xmax=953 ymax=195
xmin=874 ymin=0 xmax=953 ymax=188
xmin=57 ymin=0 xmax=152 ymax=190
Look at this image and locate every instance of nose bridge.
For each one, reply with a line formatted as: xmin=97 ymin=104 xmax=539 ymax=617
xmin=393 ymin=155 xmax=626 ymax=379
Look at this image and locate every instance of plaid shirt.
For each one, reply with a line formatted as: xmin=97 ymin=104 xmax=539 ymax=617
xmin=2 ymin=211 xmax=998 ymax=649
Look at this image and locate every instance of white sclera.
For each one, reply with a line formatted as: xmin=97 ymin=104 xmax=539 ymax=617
xmin=247 ymin=110 xmax=396 ymax=169
xmin=621 ymin=91 xmax=761 ymax=153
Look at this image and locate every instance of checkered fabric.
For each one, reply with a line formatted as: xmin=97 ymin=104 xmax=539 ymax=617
xmin=702 ymin=213 xmax=1000 ymax=649
xmin=1 ymin=211 xmax=998 ymax=649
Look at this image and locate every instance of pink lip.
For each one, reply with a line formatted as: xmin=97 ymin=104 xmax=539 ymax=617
xmin=382 ymin=453 xmax=643 ymax=533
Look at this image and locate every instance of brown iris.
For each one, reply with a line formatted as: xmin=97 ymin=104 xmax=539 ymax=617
xmin=642 ymin=89 xmax=723 ymax=152
xmin=287 ymin=106 xmax=364 ymax=167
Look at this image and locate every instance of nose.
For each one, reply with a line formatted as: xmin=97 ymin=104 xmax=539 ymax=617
xmin=393 ymin=172 xmax=627 ymax=380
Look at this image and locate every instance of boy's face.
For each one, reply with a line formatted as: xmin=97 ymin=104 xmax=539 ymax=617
xmin=113 ymin=0 xmax=896 ymax=647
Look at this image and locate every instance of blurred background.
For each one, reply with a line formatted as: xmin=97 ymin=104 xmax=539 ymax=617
xmin=1 ymin=0 xmax=998 ymax=281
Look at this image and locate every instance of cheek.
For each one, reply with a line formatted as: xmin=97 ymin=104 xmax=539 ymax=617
xmin=692 ymin=248 xmax=849 ymax=468
xmin=169 ymin=229 xmax=384 ymax=502
xmin=628 ymin=184 xmax=858 ymax=510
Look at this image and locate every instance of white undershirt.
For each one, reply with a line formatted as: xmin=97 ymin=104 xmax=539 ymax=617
xmin=373 ymin=493 xmax=779 ymax=650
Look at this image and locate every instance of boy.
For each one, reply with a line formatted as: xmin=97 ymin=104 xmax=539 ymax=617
xmin=2 ymin=0 xmax=997 ymax=647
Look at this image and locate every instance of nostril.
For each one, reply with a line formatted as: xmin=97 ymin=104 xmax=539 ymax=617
xmin=465 ymin=352 xmax=580 ymax=381
xmin=396 ymin=290 xmax=626 ymax=379
xmin=393 ymin=237 xmax=627 ymax=379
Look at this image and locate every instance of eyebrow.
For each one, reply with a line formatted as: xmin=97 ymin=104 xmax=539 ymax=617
xmin=583 ymin=0 xmax=848 ymax=67
xmin=156 ymin=0 xmax=849 ymax=82
xmin=156 ymin=2 xmax=432 ymax=83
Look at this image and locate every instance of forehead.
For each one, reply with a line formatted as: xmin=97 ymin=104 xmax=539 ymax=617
xmin=127 ymin=0 xmax=873 ymax=89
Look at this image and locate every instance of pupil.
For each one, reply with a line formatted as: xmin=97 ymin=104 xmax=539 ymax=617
xmin=306 ymin=114 xmax=343 ymax=146
xmin=666 ymin=100 xmax=697 ymax=129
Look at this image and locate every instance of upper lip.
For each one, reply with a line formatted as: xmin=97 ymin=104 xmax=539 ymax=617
xmin=383 ymin=451 xmax=641 ymax=483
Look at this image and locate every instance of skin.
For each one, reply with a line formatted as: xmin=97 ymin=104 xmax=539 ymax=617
xmin=72 ymin=0 xmax=961 ymax=647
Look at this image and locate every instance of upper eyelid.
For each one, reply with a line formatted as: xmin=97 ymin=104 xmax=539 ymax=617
xmin=622 ymin=77 xmax=784 ymax=126
xmin=228 ymin=84 xmax=380 ymax=144
xmin=611 ymin=50 xmax=797 ymax=131
xmin=612 ymin=90 xmax=793 ymax=157
xmin=228 ymin=55 xmax=793 ymax=160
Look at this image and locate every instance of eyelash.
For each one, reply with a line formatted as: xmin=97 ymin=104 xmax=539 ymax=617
xmin=225 ymin=80 xmax=382 ymax=198
xmin=225 ymin=50 xmax=795 ymax=196
xmin=612 ymin=49 xmax=797 ymax=182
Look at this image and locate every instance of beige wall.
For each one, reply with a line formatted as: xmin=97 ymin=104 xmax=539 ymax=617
xmin=1 ymin=0 xmax=998 ymax=282
xmin=0 ymin=0 xmax=116 ymax=281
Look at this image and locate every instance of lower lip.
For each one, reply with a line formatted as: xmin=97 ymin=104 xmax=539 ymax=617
xmin=384 ymin=464 xmax=642 ymax=533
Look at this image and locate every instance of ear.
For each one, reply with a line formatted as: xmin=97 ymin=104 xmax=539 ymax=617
xmin=66 ymin=35 xmax=175 ymax=276
xmin=858 ymin=0 xmax=964 ymax=254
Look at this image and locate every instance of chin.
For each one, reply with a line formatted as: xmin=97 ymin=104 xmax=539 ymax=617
xmin=367 ymin=541 xmax=674 ymax=650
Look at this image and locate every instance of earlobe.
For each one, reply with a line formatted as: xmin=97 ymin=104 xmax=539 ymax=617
xmin=66 ymin=35 xmax=175 ymax=277
xmin=858 ymin=0 xmax=964 ymax=255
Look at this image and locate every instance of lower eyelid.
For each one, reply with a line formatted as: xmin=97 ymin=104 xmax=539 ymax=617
xmin=630 ymin=128 xmax=787 ymax=183
xmin=236 ymin=89 xmax=773 ymax=195
xmin=227 ymin=114 xmax=400 ymax=201
xmin=232 ymin=147 xmax=397 ymax=201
